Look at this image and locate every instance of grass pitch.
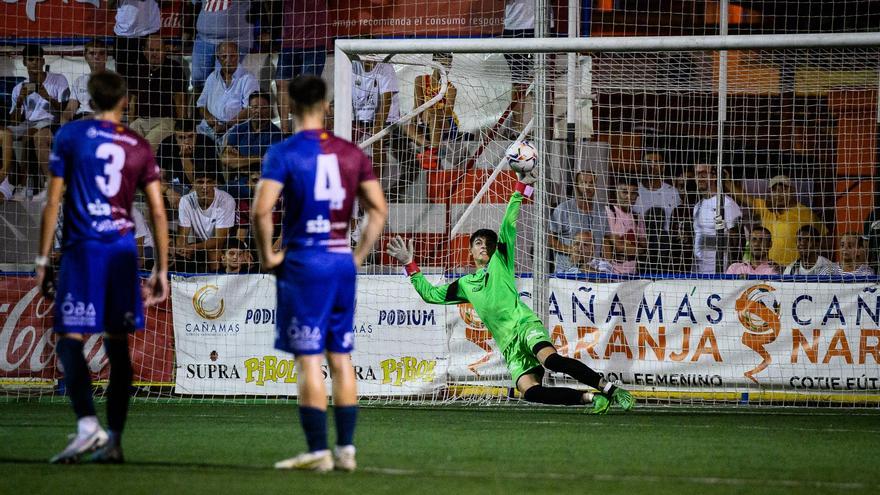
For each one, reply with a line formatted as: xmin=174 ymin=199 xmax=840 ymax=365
xmin=1 ymin=401 xmax=877 ymax=495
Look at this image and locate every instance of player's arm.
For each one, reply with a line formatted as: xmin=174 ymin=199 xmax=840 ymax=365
xmin=496 ymin=169 xmax=537 ymax=266
xmin=252 ymin=178 xmax=284 ymax=270
xmin=722 ymin=170 xmax=754 ymax=208
xmin=220 ymin=146 xmax=261 ymax=170
xmin=143 ymin=179 xmax=169 ymax=305
xmin=386 ymin=236 xmax=467 ymax=305
xmin=353 ymin=179 xmax=388 ymax=267
xmin=35 ymin=176 xmax=64 ymax=299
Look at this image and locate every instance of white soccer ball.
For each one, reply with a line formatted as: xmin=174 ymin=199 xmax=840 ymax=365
xmin=506 ymin=140 xmax=538 ymax=175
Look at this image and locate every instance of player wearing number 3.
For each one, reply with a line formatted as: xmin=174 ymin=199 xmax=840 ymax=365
xmin=387 ymin=169 xmax=634 ymax=413
xmin=253 ymin=75 xmax=387 ymax=472
xmin=37 ymin=71 xmax=170 ymax=464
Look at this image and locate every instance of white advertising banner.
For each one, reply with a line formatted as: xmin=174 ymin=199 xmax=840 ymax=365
xmin=172 ymin=274 xmax=447 ymax=396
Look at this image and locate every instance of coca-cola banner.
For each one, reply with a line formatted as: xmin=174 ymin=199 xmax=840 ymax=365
xmin=0 ymin=276 xmax=174 ymax=384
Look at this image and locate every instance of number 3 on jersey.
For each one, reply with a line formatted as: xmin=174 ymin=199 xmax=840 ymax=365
xmin=315 ymin=154 xmax=346 ymax=210
xmin=95 ymin=142 xmax=126 ymax=198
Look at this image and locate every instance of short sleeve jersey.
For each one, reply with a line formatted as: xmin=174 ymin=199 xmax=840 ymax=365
xmin=261 ymin=129 xmax=376 ymax=253
xmin=49 ymin=120 xmax=160 ymax=246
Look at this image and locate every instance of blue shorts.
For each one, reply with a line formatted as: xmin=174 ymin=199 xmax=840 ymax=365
xmin=276 ymin=47 xmax=327 ymax=81
xmin=274 ymin=250 xmax=356 ymax=356
xmin=54 ymin=234 xmax=144 ymax=334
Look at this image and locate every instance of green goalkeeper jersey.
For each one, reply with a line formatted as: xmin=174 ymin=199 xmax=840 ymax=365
xmin=409 ymin=191 xmax=541 ymax=353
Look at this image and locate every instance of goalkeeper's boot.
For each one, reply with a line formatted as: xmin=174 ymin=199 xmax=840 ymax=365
xmin=589 ymin=394 xmax=611 ymax=415
xmin=87 ymin=442 xmax=125 ymax=464
xmin=333 ymin=445 xmax=357 ymax=472
xmin=612 ymin=387 xmax=635 ymax=412
xmin=50 ymin=428 xmax=108 ymax=464
xmin=275 ymin=450 xmax=333 ymax=472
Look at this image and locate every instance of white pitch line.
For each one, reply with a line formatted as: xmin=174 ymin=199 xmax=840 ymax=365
xmin=360 ymin=467 xmax=866 ymax=490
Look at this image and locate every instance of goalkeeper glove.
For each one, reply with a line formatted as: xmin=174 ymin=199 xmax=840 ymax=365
xmin=386 ymin=236 xmax=419 ymax=275
xmin=517 ymin=168 xmax=538 ymax=186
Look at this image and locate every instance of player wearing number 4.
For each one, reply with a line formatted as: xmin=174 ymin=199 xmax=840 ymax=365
xmin=37 ymin=71 xmax=170 ymax=464
xmin=253 ymin=75 xmax=387 ymax=472
xmin=387 ymin=169 xmax=634 ymax=413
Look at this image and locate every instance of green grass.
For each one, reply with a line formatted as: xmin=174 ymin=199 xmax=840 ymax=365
xmin=1 ymin=401 xmax=878 ymax=494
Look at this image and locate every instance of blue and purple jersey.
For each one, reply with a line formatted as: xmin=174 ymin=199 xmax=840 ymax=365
xmin=261 ymin=129 xmax=376 ymax=253
xmin=49 ymin=120 xmax=160 ymax=247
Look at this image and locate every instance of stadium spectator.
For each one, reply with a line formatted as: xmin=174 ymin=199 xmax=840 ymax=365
xmin=633 ymin=150 xmax=681 ymax=230
xmin=726 ymin=174 xmax=825 ymax=266
xmin=156 ymin=119 xmax=219 ymax=220
xmin=175 ymin=168 xmax=235 ymax=272
xmin=413 ymin=52 xmax=458 ymax=170
xmin=602 ymin=178 xmax=644 ymax=275
xmin=0 ymin=127 xmax=13 ymax=201
xmin=272 ymin=0 xmax=328 ymax=135
xmin=220 ymin=91 xmax=283 ymax=199
xmin=61 ymin=40 xmax=108 ymax=124
xmin=783 ymin=225 xmax=836 ymax=275
xmin=837 ymin=232 xmax=874 ymax=276
xmin=692 ymin=163 xmax=741 ymax=274
xmin=132 ymin=205 xmax=155 ymax=270
xmin=129 ymin=34 xmax=187 ymax=150
xmin=110 ymin=0 xmax=161 ymax=85
xmin=726 ymin=226 xmax=779 ymax=275
xmin=501 ymin=0 xmax=534 ymax=134
xmin=190 ymin=0 xmax=254 ymax=93
xmin=548 ymin=170 xmax=606 ymax=273
xmin=219 ymin=238 xmax=254 ymax=274
xmin=351 ymin=59 xmax=418 ymax=202
xmin=196 ymin=41 xmax=259 ymax=142
xmin=234 ymin=172 xmax=282 ymax=249
xmin=864 ymin=207 xmax=880 ymax=273
xmin=9 ymin=45 xmax=69 ymax=197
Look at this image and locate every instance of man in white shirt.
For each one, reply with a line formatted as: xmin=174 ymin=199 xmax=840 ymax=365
xmin=692 ymin=163 xmax=741 ymax=274
xmin=9 ymin=45 xmax=69 ymax=189
xmin=351 ymin=59 xmax=417 ymax=201
xmin=784 ymin=225 xmax=836 ymax=275
xmin=62 ymin=40 xmax=108 ymax=124
xmin=501 ymin=0 xmax=535 ymax=134
xmin=633 ymin=150 xmax=681 ymax=230
xmin=196 ymin=41 xmax=259 ymax=141
xmin=175 ymin=169 xmax=236 ymax=272
xmin=132 ymin=205 xmax=155 ymax=269
xmin=110 ymin=0 xmax=161 ymax=84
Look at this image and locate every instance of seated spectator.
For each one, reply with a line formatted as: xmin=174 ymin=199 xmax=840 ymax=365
xmin=132 ymin=205 xmax=155 ymax=270
xmin=234 ymin=171 xmax=282 ymax=248
xmin=174 ymin=169 xmax=236 ymax=272
xmin=130 ymin=34 xmax=187 ymax=150
xmin=726 ymin=226 xmax=779 ymax=275
xmin=190 ymin=0 xmax=254 ymax=93
xmin=156 ymin=119 xmax=219 ymax=217
xmin=196 ymin=41 xmax=259 ymax=142
xmin=633 ymin=149 xmax=681 ymax=230
xmin=641 ymin=207 xmax=670 ymax=274
xmin=837 ymin=232 xmax=874 ymax=276
xmin=61 ymin=40 xmax=108 ymax=124
xmin=693 ymin=163 xmax=741 ymax=274
xmin=667 ymin=204 xmax=695 ymax=273
xmin=783 ymin=225 xmax=836 ymax=275
xmin=8 ymin=45 xmax=69 ymax=196
xmin=548 ymin=170 xmax=606 ymax=273
xmin=0 ymin=127 xmax=13 ymax=201
xmin=413 ymin=52 xmax=458 ymax=170
xmin=864 ymin=207 xmax=880 ymax=273
xmin=272 ymin=0 xmax=328 ymax=135
xmin=219 ymin=238 xmax=254 ymax=274
xmin=220 ymin=92 xmax=283 ymax=199
xmin=111 ymin=0 xmax=161 ymax=85
xmin=726 ymin=174 xmax=826 ymax=266
xmin=602 ymin=179 xmax=645 ymax=275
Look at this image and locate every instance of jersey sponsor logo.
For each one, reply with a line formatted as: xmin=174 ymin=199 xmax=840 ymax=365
xmin=305 ymin=214 xmax=331 ymax=234
xmin=87 ymin=198 xmax=111 ymax=216
xmin=380 ymin=356 xmax=437 ymax=386
xmin=284 ymin=317 xmax=322 ymax=351
xmin=86 ymin=126 xmax=138 ymax=146
xmin=377 ymin=309 xmax=436 ymax=326
xmin=91 ymin=217 xmax=134 ymax=233
xmin=59 ymin=292 xmax=97 ymax=327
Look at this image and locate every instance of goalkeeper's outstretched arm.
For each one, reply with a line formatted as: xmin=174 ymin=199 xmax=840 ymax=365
xmin=386 ymin=236 xmax=468 ymax=305
xmin=496 ymin=169 xmax=538 ymax=268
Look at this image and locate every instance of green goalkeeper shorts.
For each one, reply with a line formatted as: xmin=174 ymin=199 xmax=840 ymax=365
xmin=502 ymin=321 xmax=553 ymax=386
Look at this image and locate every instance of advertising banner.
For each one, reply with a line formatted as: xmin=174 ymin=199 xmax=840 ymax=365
xmin=172 ymin=274 xmax=447 ymax=396
xmin=0 ymin=276 xmax=174 ymax=383
xmin=330 ymin=0 xmax=505 ymax=38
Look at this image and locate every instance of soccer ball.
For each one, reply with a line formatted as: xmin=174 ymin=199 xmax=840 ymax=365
xmin=506 ymin=140 xmax=537 ymax=175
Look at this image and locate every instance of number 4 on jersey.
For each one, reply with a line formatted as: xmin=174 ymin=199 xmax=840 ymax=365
xmin=315 ymin=154 xmax=346 ymax=210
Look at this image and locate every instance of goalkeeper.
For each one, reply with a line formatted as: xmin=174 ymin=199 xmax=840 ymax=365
xmin=387 ymin=171 xmax=634 ymax=414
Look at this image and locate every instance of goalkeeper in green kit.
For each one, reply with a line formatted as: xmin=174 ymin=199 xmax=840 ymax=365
xmin=387 ymin=170 xmax=634 ymax=414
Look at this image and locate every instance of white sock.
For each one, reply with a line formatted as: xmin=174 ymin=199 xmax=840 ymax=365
xmin=77 ymin=415 xmax=100 ymax=437
xmin=603 ymin=382 xmax=614 ymax=394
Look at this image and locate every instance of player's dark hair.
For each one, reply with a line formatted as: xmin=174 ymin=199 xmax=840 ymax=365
xmin=21 ymin=44 xmax=44 ymax=59
xmin=469 ymin=229 xmax=498 ymax=253
xmin=88 ymin=71 xmax=127 ymax=112
xmin=249 ymin=91 xmax=271 ymax=105
xmin=225 ymin=238 xmax=248 ymax=252
xmin=289 ymin=75 xmax=326 ymax=116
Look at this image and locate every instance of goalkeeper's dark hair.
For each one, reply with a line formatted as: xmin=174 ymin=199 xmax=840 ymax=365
xmin=469 ymin=229 xmax=498 ymax=250
xmin=88 ymin=71 xmax=127 ymax=112
xmin=289 ymin=75 xmax=326 ymax=116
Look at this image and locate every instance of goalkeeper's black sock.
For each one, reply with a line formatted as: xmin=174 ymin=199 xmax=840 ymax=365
xmin=522 ymin=386 xmax=585 ymax=405
xmin=56 ymin=337 xmax=96 ymax=419
xmin=104 ymin=336 xmax=133 ymax=446
xmin=334 ymin=406 xmax=358 ymax=447
xmin=299 ymin=406 xmax=328 ymax=452
xmin=543 ymin=353 xmax=603 ymax=390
